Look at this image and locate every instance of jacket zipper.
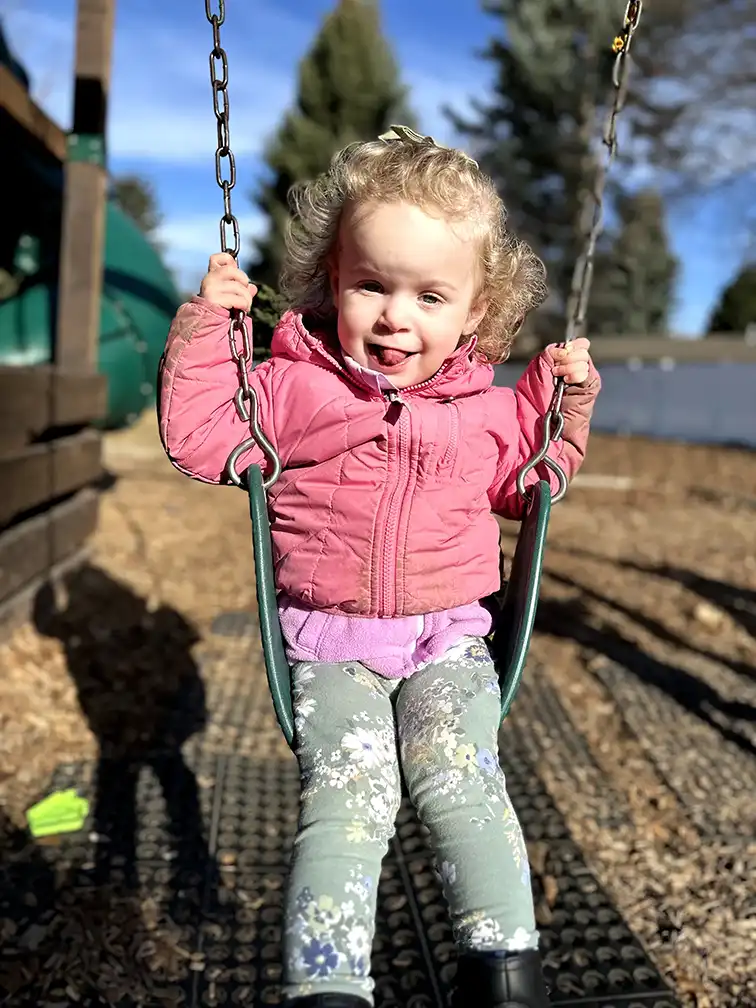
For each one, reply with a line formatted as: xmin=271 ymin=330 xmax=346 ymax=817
xmin=311 ymin=341 xmax=467 ymax=615
xmin=375 ymin=380 xmax=462 ymax=614
xmin=376 ymin=391 xmax=413 ymax=615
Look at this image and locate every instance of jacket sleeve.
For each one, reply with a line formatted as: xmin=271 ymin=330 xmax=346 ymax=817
xmin=158 ymin=296 xmax=278 ymax=484
xmin=487 ymin=348 xmax=601 ymax=520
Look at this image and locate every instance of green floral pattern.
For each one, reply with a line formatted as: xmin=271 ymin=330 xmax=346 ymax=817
xmin=283 ymin=639 xmax=539 ymax=1004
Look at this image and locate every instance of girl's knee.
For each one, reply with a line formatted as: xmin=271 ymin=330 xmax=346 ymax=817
xmin=297 ymin=751 xmax=403 ymax=849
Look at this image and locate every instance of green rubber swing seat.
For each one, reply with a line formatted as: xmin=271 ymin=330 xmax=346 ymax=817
xmin=244 ymin=462 xmax=551 ymax=750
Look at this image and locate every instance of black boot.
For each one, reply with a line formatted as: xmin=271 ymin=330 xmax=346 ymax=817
xmin=283 ymin=996 xmax=371 ymax=1007
xmin=452 ymin=948 xmax=550 ymax=1007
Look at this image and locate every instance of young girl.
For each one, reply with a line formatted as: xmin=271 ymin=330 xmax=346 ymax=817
xmin=159 ymin=127 xmax=600 ymax=1008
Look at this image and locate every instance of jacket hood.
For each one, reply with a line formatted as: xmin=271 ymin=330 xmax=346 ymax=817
xmin=270 ymin=309 xmax=494 ymax=399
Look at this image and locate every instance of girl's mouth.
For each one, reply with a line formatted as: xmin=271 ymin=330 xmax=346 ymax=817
xmin=367 ymin=344 xmax=416 ymax=369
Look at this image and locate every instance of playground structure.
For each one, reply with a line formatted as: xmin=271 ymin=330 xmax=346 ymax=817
xmin=0 ymin=0 xmax=179 ymax=628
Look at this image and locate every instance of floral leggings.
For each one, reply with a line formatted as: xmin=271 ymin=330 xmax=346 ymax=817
xmin=282 ymin=636 xmax=539 ymax=1004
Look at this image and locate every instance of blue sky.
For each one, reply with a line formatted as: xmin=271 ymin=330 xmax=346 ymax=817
xmin=3 ymin=0 xmax=747 ymax=335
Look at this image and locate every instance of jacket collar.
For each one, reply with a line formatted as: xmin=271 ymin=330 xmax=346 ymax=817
xmin=270 ymin=310 xmax=494 ymax=399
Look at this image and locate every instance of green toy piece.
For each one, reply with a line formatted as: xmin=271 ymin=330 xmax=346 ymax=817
xmin=26 ymin=789 xmax=89 ymax=838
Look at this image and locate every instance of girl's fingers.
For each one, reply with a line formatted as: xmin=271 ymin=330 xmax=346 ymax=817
xmin=553 ymin=366 xmax=590 ymax=382
xmin=208 ymin=257 xmax=251 ymax=287
xmin=208 ymin=252 xmax=236 ymax=270
xmin=551 ymin=337 xmax=591 ymax=359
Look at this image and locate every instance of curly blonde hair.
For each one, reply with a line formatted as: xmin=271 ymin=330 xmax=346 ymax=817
xmin=280 ymin=132 xmax=547 ymax=363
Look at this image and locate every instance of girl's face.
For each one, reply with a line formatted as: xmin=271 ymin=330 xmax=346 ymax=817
xmin=329 ymin=200 xmax=488 ymax=388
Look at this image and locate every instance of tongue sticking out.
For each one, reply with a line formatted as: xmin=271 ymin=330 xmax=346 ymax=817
xmin=370 ymin=345 xmax=412 ymax=367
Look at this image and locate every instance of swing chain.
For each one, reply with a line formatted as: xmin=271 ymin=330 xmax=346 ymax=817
xmin=516 ymin=0 xmax=643 ymax=505
xmin=206 ymin=0 xmax=240 ymax=259
xmin=565 ymin=0 xmax=643 ymax=347
xmin=205 ymin=0 xmax=282 ymax=490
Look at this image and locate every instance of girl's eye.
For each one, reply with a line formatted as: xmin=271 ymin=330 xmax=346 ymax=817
xmin=360 ymin=281 xmax=383 ymax=293
xmin=420 ymin=293 xmax=442 ymax=305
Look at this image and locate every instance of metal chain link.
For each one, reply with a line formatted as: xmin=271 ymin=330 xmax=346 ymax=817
xmin=205 ymin=0 xmax=281 ymax=489
xmin=206 ymin=0 xmax=240 ymax=257
xmin=517 ymin=0 xmax=643 ymax=503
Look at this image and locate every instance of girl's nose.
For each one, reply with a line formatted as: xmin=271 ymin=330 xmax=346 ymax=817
xmin=380 ymin=297 xmax=411 ymax=332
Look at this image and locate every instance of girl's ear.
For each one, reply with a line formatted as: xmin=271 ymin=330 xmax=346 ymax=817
xmin=327 ymin=254 xmax=340 ymax=301
xmin=463 ymin=297 xmax=489 ymax=337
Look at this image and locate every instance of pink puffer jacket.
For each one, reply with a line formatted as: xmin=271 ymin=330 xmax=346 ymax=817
xmin=159 ymin=298 xmax=600 ymax=617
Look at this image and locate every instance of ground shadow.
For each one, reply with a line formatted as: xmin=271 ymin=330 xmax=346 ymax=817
xmin=0 ymin=808 xmax=149 ymax=1002
xmin=499 ymin=529 xmax=756 ymax=682
xmin=32 ymin=563 xmax=216 ymax=924
xmin=0 ymin=809 xmax=58 ymax=999
xmin=534 ymin=575 xmax=756 ymax=759
xmin=616 ymin=559 xmax=756 ymax=643
xmin=546 ymin=567 xmax=756 ymax=684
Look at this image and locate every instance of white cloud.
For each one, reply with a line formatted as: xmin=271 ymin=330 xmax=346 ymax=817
xmin=157 ymin=211 xmax=266 ymax=290
xmin=104 ymin=30 xmax=295 ymax=162
xmin=158 ymin=212 xmax=265 ymax=256
xmin=5 ymin=1 xmax=491 ymax=164
xmin=2 ymin=1 xmax=300 ymax=161
xmin=408 ymin=65 xmax=491 ymax=149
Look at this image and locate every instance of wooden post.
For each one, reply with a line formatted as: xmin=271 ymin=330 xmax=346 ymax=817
xmin=54 ymin=0 xmax=116 ymax=371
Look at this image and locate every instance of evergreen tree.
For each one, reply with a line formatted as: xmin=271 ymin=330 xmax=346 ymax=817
xmin=450 ymin=0 xmax=625 ymax=312
xmin=588 ymin=189 xmax=678 ymax=335
xmin=110 ymin=174 xmax=164 ymax=251
xmin=707 ymin=265 xmax=756 ymax=333
xmin=249 ymin=0 xmax=414 ymax=297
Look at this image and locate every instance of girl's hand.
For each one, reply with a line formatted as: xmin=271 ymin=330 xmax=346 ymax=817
xmin=199 ymin=252 xmax=257 ymax=312
xmin=547 ymin=337 xmax=593 ymax=385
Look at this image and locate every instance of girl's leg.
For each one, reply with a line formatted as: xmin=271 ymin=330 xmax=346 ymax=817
xmin=395 ymin=637 xmax=539 ymax=955
xmin=283 ymin=661 xmax=402 ymax=1005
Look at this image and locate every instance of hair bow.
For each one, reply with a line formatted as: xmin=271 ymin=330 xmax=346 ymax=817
xmin=378 ymin=124 xmax=479 ymax=169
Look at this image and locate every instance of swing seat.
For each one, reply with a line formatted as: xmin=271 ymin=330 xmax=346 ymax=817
xmin=486 ymin=477 xmax=551 ymax=719
xmin=245 ymin=463 xmax=551 ymax=750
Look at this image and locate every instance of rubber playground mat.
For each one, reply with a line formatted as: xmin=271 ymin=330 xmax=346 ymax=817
xmin=1 ymin=722 xmax=681 ymax=1008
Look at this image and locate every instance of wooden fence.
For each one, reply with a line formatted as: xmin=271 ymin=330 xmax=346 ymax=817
xmin=0 ymin=0 xmax=115 ymax=632
xmin=0 ymin=368 xmax=107 ymax=625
